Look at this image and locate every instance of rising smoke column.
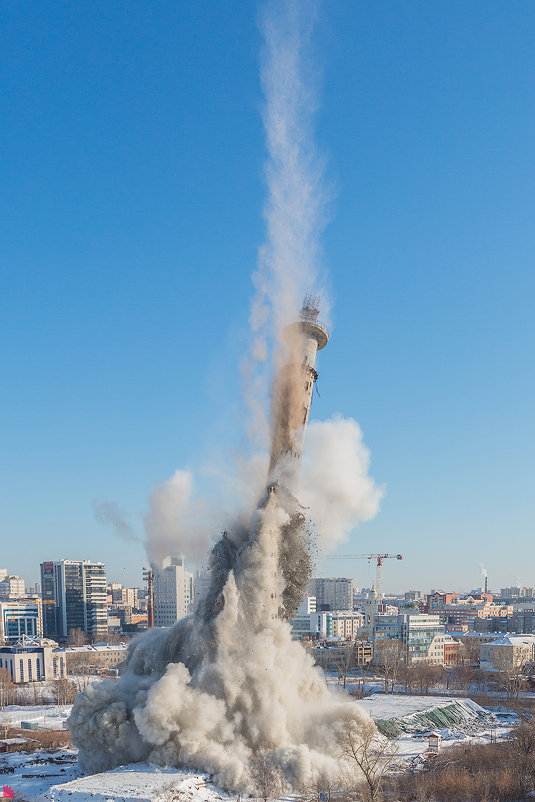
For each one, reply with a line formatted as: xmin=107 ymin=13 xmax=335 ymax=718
xmin=68 ymin=0 xmax=372 ymax=791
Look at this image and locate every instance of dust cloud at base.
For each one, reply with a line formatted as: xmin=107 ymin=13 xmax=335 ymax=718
xmin=69 ymin=482 xmax=371 ymax=791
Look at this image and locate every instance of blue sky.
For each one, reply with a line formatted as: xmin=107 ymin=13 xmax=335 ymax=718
xmin=1 ymin=1 xmax=534 ymax=593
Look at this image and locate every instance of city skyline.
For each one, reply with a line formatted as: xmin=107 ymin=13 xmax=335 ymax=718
xmin=2 ymin=2 xmax=534 ymax=590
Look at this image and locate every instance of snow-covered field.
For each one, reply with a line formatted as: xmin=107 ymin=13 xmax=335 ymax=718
xmin=44 ymin=765 xmax=232 ymax=802
xmin=0 ymin=704 xmax=72 ymax=730
xmin=0 ymin=695 xmax=516 ymax=801
xmin=0 ymin=748 xmax=78 ymax=800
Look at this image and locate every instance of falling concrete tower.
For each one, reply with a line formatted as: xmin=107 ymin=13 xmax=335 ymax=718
xmin=268 ymin=295 xmax=329 ymax=489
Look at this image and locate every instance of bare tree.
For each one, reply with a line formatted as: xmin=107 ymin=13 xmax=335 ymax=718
xmin=67 ymin=627 xmax=88 ymax=646
xmin=377 ymin=640 xmax=405 ymax=694
xmin=299 ymin=768 xmax=345 ymax=802
xmin=0 ymin=667 xmax=15 ymax=708
xmin=458 ymin=638 xmax=480 ymax=667
xmin=332 ymin=645 xmax=357 ymax=690
xmin=507 ymin=717 xmax=535 ymax=796
xmin=337 ymin=715 xmax=399 ymax=802
xmin=51 ymin=677 xmax=78 ymax=705
xmin=494 ymin=650 xmax=526 ymax=700
xmin=411 ymin=662 xmax=441 ymax=695
xmin=248 ymin=750 xmax=284 ymax=802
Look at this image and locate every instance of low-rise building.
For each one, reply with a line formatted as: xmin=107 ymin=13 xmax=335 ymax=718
xmin=312 ymin=641 xmax=373 ymax=671
xmin=480 ymin=634 xmax=535 ymax=672
xmin=0 ymin=635 xmax=65 ymax=682
xmin=63 ymin=642 xmax=129 ymax=673
xmin=443 ymin=635 xmax=460 ymax=665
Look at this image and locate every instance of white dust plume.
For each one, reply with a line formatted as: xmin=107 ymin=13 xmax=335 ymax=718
xmin=143 ymin=469 xmax=221 ymax=565
xmin=478 ymin=562 xmax=488 ymax=579
xmin=244 ymin=0 xmax=329 ymax=447
xmin=69 ymin=0 xmax=374 ymax=793
xmin=299 ymin=416 xmax=384 ymax=549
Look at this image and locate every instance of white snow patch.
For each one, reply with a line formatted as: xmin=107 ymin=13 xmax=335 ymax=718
xmin=44 ymin=764 xmax=231 ymax=802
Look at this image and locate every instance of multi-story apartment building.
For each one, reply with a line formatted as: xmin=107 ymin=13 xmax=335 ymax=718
xmin=0 ymin=600 xmax=42 ymax=644
xmin=510 ymin=609 xmax=535 ymax=634
xmin=152 ymin=555 xmax=193 ymax=627
xmin=0 ymin=575 xmax=26 ymax=598
xmin=310 ymin=578 xmax=353 ymax=611
xmin=330 ymin=611 xmax=365 ymax=639
xmin=373 ymin=613 xmax=445 ymax=664
xmin=40 ymin=560 xmax=107 ymax=642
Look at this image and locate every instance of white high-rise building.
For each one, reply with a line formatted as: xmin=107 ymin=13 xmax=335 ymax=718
xmin=153 ymin=556 xmax=194 ymax=627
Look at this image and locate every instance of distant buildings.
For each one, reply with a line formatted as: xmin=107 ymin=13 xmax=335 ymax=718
xmin=309 ymin=577 xmax=353 ymax=611
xmin=107 ymin=582 xmax=147 ymax=632
xmin=152 ymin=555 xmax=193 ymax=627
xmin=40 ymin=560 xmax=107 ymax=642
xmin=500 ymin=586 xmax=535 ymax=599
xmin=426 ymin=591 xmax=512 ymax=629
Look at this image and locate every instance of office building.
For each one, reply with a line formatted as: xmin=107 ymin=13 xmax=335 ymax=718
xmin=153 ymin=555 xmax=193 ymax=627
xmin=373 ymin=613 xmax=445 ymax=664
xmin=40 ymin=560 xmax=107 ymax=642
xmin=0 ymin=600 xmax=42 ymax=644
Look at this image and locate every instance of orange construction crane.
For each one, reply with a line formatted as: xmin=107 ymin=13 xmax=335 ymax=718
xmin=322 ymin=554 xmax=403 ymax=601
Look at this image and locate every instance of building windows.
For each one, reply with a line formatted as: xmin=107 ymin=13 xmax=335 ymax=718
xmin=19 ymin=659 xmax=24 ymax=682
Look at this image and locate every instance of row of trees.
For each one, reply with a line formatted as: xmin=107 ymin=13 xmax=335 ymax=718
xmin=0 ymin=667 xmax=79 ymax=708
xmin=328 ymin=637 xmax=532 ymax=700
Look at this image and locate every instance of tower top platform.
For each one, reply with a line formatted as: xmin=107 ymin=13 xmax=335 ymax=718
xmin=283 ymin=294 xmax=329 ymax=350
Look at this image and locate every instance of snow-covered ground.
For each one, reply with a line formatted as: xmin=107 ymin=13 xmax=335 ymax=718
xmin=44 ymin=764 xmax=232 ymax=802
xmin=0 ymin=704 xmax=72 ymax=730
xmin=0 ymin=694 xmax=516 ymax=801
xmin=0 ymin=748 xmax=78 ymax=800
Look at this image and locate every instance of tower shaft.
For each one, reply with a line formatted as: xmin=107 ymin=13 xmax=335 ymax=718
xmin=268 ymin=296 xmax=328 ymax=489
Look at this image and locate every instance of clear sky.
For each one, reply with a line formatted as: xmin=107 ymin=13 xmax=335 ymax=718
xmin=1 ymin=1 xmax=534 ymax=593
